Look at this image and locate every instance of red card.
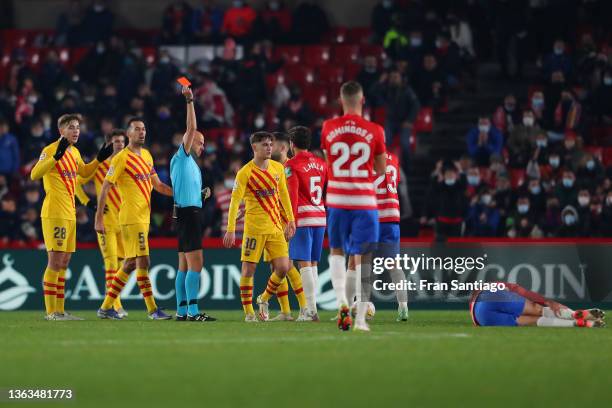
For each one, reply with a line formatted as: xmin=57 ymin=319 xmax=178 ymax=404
xmin=177 ymin=76 xmax=191 ymax=87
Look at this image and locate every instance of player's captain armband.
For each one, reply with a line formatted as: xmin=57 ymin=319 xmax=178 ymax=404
xmin=39 ymin=152 xmax=47 ymax=161
xmin=285 ymin=167 xmax=292 ymax=177
xmin=177 ymin=76 xmax=191 ymax=87
xmin=106 ymin=166 xmax=115 ymax=176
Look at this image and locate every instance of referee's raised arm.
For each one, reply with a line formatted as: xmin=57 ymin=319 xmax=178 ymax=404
xmin=169 ymin=83 xmax=216 ymax=322
xmin=182 ymin=86 xmax=197 ymax=153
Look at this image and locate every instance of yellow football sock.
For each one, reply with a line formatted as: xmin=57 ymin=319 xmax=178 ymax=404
xmin=260 ymin=271 xmax=283 ymax=302
xmin=136 ymin=269 xmax=157 ymax=313
xmin=55 ymin=269 xmax=66 ymax=314
xmin=287 ymin=266 xmax=307 ymax=309
xmin=43 ymin=267 xmax=59 ymax=315
xmin=240 ymin=276 xmax=255 ymax=315
xmin=276 ymin=278 xmax=291 ymax=313
xmin=101 ymin=268 xmax=130 ymax=310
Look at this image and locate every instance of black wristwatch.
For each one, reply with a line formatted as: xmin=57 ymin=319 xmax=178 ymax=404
xmin=186 ymin=98 xmax=193 ymax=104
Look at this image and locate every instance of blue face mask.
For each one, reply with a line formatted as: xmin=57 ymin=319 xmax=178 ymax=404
xmin=562 ymin=178 xmax=574 ymax=188
xmin=467 ymin=175 xmax=480 ymax=186
xmin=410 ymin=37 xmax=422 ymax=47
xmin=586 ymin=160 xmax=595 ymax=170
xmin=564 ymin=214 xmax=576 ymax=225
xmin=518 ymin=204 xmax=529 ymax=214
xmin=530 ymin=185 xmax=541 ymax=195
xmin=444 ymin=178 xmax=456 ymax=186
xmin=604 ymin=77 xmax=612 ymax=86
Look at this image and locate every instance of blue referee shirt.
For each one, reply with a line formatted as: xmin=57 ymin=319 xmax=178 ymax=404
xmin=170 ymin=144 xmax=202 ymax=208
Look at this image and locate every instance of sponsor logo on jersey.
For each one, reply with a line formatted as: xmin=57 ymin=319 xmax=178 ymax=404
xmin=39 ymin=152 xmax=47 ymax=161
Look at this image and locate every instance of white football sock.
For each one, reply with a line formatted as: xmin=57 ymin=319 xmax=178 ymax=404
xmin=300 ymin=266 xmax=316 ymax=313
xmin=536 ymin=317 xmax=576 ymax=327
xmin=356 ymin=301 xmax=368 ymax=325
xmin=345 ymin=269 xmax=356 ymax=307
xmin=329 ymin=255 xmax=347 ymax=307
xmin=312 ymin=265 xmax=319 ymax=295
xmin=542 ymin=306 xmax=574 ymax=320
xmin=389 ymin=268 xmax=408 ymax=307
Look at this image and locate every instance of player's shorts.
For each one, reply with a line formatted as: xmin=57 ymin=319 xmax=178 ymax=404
xmin=327 ymin=208 xmax=379 ymax=255
xmin=121 ymin=223 xmax=150 ymax=259
xmin=377 ymin=222 xmax=400 ymax=258
xmin=97 ymin=224 xmax=125 ymax=260
xmin=473 ymin=289 xmax=526 ymax=326
xmin=42 ymin=218 xmax=76 ymax=253
xmin=289 ymin=226 xmax=325 ymax=262
xmin=176 ymin=206 xmax=203 ymax=253
xmin=242 ymin=232 xmax=288 ymax=263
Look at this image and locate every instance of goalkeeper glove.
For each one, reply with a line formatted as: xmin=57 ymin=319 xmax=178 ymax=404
xmin=53 ymin=137 xmax=71 ymax=161
xmin=96 ymin=143 xmax=114 ymax=162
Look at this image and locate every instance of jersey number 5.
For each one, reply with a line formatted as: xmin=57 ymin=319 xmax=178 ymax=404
xmin=330 ymin=142 xmax=371 ymax=178
xmin=309 ymin=176 xmax=322 ymax=205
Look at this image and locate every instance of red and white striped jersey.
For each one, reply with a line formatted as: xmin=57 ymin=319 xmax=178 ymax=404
xmin=215 ymin=187 xmax=244 ymax=234
xmin=374 ymin=152 xmax=401 ymax=223
xmin=321 ymin=114 xmax=386 ymax=210
xmin=285 ymin=151 xmax=327 ymax=227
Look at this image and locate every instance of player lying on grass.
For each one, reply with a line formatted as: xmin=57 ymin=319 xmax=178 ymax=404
xmin=469 ymin=282 xmax=605 ymax=327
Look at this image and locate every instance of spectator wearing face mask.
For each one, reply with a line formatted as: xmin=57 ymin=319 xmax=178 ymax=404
xmin=372 ymin=0 xmax=399 ymax=43
xmin=421 ymin=161 xmax=467 ymax=241
xmin=557 ymin=205 xmax=583 ymax=237
xmin=524 ymin=177 xmax=546 ymax=215
xmin=529 ymin=91 xmax=551 ymax=129
xmin=601 ymin=191 xmax=612 ymax=236
xmin=466 ymin=187 xmax=500 ymax=237
xmin=222 ymin=0 xmax=257 ymax=41
xmin=549 ymin=89 xmax=581 ymax=141
xmin=555 ymin=168 xmax=578 ymax=208
xmin=534 ymin=150 xmax=564 ymax=186
xmin=576 ymin=154 xmax=605 ymax=190
xmin=358 ymin=56 xmax=381 ymax=104
xmin=466 ymin=116 xmax=503 ymax=166
xmin=589 ymin=69 xmax=612 ymax=125
xmin=414 ymin=54 xmax=446 ymax=109
xmin=544 ymin=70 xmax=566 ymax=120
xmin=559 ymin=132 xmax=584 ymax=171
xmin=542 ymin=39 xmax=573 ymax=82
xmin=574 ymin=188 xmax=593 ymax=234
xmin=493 ymin=173 xmax=513 ymax=221
xmin=370 ymin=70 xmax=420 ymax=174
xmin=505 ymin=195 xmax=543 ymax=238
xmin=493 ymin=94 xmax=521 ymax=135
xmin=529 ymin=132 xmax=551 ymax=167
xmin=507 ymin=109 xmax=540 ymax=168
xmin=465 ymin=165 xmax=487 ymax=198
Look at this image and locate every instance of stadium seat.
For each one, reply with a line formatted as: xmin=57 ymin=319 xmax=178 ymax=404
xmin=324 ymin=27 xmax=349 ymax=44
xmin=344 ymin=62 xmax=362 ymax=80
xmin=303 ymin=86 xmax=330 ymax=115
xmin=510 ymin=169 xmax=526 ymax=189
xmin=285 ymin=65 xmax=316 ymax=88
xmin=265 ymin=70 xmax=287 ymax=92
xmin=604 ymin=147 xmax=612 ymax=167
xmin=414 ymin=107 xmax=434 ymax=133
xmin=303 ymin=45 xmax=331 ymax=66
xmin=359 ymin=44 xmax=386 ymax=62
xmin=205 ymin=128 xmax=238 ymax=150
xmin=332 ymin=44 xmax=360 ymax=64
xmin=317 ymin=65 xmax=344 ymax=86
xmin=273 ymin=45 xmax=302 ymax=65
xmin=347 ymin=27 xmax=372 ymax=44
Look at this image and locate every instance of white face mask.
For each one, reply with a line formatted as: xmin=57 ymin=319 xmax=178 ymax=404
xmin=578 ymin=196 xmax=590 ymax=207
xmin=523 ymin=117 xmax=535 ymax=127
xmin=444 ymin=178 xmax=456 ymax=186
xmin=549 ymin=157 xmax=560 ymax=167
xmin=481 ymin=194 xmax=492 ymax=205
xmin=478 ymin=124 xmax=490 ymax=133
xmin=536 ymin=139 xmax=547 ymax=148
xmin=467 ymin=175 xmax=480 ymax=186
xmin=607 ymin=196 xmax=612 ymax=206
xmin=586 ymin=160 xmax=595 ymax=170
xmin=518 ymin=204 xmax=529 ymax=214
xmin=224 ymin=179 xmax=234 ymax=189
xmin=530 ymin=185 xmax=541 ymax=195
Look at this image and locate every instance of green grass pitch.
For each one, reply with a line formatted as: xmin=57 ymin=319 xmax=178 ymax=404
xmin=1 ymin=310 xmax=611 ymax=407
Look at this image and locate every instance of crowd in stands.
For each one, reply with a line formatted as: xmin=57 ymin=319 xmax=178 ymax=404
xmin=1 ymin=0 xmax=611 ymax=245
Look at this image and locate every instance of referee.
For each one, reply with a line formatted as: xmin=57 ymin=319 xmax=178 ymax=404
xmin=170 ymin=85 xmax=216 ymax=322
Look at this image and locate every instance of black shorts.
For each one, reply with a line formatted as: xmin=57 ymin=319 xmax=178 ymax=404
xmin=176 ymin=206 xmax=203 ymax=252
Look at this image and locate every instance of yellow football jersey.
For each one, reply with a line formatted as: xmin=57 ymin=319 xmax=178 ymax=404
xmin=227 ymin=160 xmax=294 ymax=235
xmin=106 ymin=148 xmax=156 ymax=225
xmin=75 ymin=158 xmax=122 ymax=226
xmin=31 ymin=139 xmax=99 ymax=221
